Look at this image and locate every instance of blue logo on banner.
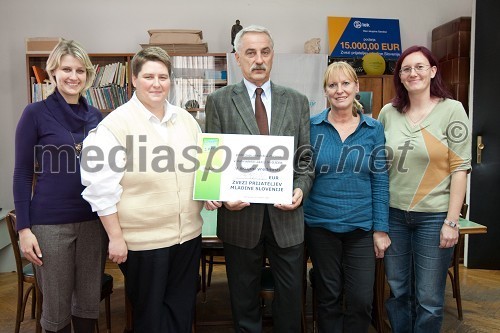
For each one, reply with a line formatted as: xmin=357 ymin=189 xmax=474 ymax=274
xmin=330 ymin=17 xmax=402 ymax=60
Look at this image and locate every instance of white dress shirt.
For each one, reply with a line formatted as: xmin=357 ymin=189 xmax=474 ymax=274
xmin=243 ymin=78 xmax=272 ymax=129
xmin=81 ymin=93 xmax=181 ymax=216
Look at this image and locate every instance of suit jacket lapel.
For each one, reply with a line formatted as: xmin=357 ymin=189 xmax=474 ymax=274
xmin=270 ymin=82 xmax=287 ymax=135
xmin=232 ymin=81 xmax=260 ymax=135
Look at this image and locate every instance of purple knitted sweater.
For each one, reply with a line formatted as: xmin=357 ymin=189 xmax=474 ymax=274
xmin=13 ymin=89 xmax=102 ymax=230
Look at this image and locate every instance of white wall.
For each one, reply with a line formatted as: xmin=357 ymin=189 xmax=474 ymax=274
xmin=0 ymin=0 xmax=472 ymax=208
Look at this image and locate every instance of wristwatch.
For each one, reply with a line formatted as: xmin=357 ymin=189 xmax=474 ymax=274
xmin=444 ymin=218 xmax=460 ymax=229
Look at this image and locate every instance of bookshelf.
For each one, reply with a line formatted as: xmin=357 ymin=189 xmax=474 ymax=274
xmin=25 ymin=53 xmax=228 ymax=117
xmin=26 ymin=53 xmax=134 ymax=113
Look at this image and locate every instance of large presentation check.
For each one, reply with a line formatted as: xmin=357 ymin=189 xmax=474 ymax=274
xmin=193 ymin=133 xmax=294 ymax=204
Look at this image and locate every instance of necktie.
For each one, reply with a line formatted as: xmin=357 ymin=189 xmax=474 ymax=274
xmin=255 ymin=88 xmax=269 ymax=135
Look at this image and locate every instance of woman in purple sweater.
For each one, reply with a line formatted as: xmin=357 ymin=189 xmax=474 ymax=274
xmin=13 ymin=39 xmax=106 ymax=333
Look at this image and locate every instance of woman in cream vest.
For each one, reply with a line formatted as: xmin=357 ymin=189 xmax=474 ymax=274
xmin=81 ymin=47 xmax=203 ymax=333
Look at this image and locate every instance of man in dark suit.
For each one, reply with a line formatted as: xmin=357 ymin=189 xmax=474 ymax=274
xmin=205 ymin=25 xmax=314 ymax=332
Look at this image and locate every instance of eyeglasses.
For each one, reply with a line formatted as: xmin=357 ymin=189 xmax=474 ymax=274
xmin=399 ymin=64 xmax=432 ymax=76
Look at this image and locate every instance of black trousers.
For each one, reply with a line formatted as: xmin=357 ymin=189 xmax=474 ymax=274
xmin=306 ymin=226 xmax=375 ymax=333
xmin=224 ymin=208 xmax=304 ymax=333
xmin=119 ymin=236 xmax=201 ymax=333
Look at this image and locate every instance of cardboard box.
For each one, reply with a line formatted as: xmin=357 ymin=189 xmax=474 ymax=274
xmin=140 ymin=43 xmax=208 ymax=54
xmin=148 ymin=30 xmax=203 ymax=44
xmin=26 ymin=37 xmax=62 ymax=54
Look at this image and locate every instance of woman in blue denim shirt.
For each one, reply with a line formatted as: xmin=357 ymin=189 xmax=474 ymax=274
xmin=304 ymin=61 xmax=391 ymax=332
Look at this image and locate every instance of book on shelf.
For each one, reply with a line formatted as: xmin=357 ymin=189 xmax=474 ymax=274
xmin=32 ymin=65 xmax=49 ymax=84
xmin=102 ymin=88 xmax=112 ymax=109
xmin=31 ymin=81 xmax=54 ymax=103
xmin=93 ymin=62 xmax=127 ymax=87
xmin=85 ymin=84 xmax=128 ymax=110
xmin=96 ymin=88 xmax=106 ymax=109
xmin=124 ymin=61 xmax=129 ymax=86
xmin=100 ymin=63 xmax=111 ymax=87
xmin=82 ymin=61 xmax=130 ymax=110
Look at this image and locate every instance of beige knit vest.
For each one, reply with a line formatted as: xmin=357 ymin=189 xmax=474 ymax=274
xmin=99 ymin=103 xmax=202 ymax=250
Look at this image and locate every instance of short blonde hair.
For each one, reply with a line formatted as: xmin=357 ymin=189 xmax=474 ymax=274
xmin=45 ymin=39 xmax=95 ymax=93
xmin=323 ymin=61 xmax=362 ymax=116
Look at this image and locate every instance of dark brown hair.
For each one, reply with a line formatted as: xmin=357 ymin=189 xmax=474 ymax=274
xmin=392 ymin=45 xmax=452 ymax=112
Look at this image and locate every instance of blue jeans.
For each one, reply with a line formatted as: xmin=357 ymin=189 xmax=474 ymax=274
xmin=384 ymin=208 xmax=453 ymax=333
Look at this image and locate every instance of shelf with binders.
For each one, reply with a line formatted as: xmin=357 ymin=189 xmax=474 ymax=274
xmin=26 ymin=53 xmax=134 ymax=112
xmin=170 ymin=53 xmax=227 ymax=110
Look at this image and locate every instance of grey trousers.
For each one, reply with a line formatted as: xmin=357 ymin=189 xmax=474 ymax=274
xmin=32 ymin=220 xmax=107 ymax=332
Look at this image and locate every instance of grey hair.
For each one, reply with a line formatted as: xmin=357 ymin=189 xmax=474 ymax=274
xmin=233 ymin=25 xmax=274 ymax=53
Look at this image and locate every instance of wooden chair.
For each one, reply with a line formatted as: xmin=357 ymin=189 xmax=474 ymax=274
xmin=5 ymin=211 xmax=39 ymax=333
xmin=200 ymin=240 xmax=225 ymax=302
xmin=6 ymin=210 xmax=114 ymax=333
xmin=447 ymin=203 xmax=469 ymax=320
xmin=260 ymin=265 xmax=275 ymax=301
xmin=99 ymin=273 xmax=114 ymax=333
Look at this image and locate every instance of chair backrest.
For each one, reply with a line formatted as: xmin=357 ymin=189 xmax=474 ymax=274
xmin=5 ymin=211 xmax=24 ymax=279
xmin=460 ymin=203 xmax=469 ymax=218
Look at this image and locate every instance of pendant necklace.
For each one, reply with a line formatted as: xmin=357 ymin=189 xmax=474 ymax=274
xmin=68 ymin=126 xmax=86 ymax=158
xmin=67 ymin=103 xmax=85 ymax=158
xmin=42 ymin=100 xmax=87 ymax=158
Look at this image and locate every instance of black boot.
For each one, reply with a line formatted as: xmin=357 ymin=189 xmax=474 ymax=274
xmin=45 ymin=323 xmax=71 ymax=333
xmin=72 ymin=315 xmax=97 ymax=333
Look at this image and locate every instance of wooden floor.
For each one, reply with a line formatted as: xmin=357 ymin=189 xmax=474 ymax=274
xmin=0 ymin=261 xmax=499 ymax=333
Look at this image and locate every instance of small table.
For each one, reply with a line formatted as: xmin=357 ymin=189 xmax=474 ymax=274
xmin=459 ymin=217 xmax=488 ymax=235
xmin=449 ymin=218 xmax=487 ymax=320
